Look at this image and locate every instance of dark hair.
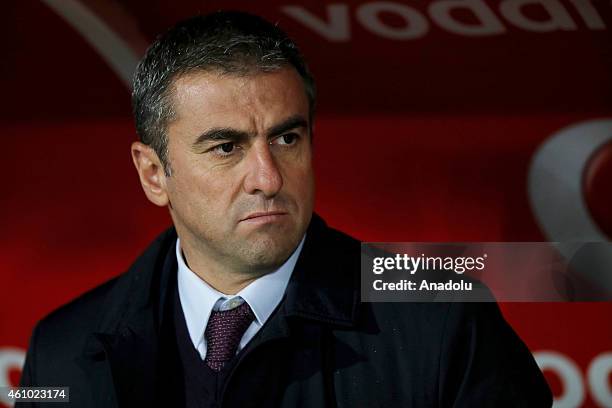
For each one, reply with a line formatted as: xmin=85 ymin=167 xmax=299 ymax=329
xmin=132 ymin=11 xmax=316 ymax=175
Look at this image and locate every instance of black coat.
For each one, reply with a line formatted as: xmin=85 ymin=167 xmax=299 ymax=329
xmin=19 ymin=215 xmax=552 ymax=407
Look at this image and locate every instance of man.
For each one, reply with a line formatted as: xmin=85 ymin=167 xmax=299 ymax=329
xmin=19 ymin=11 xmax=552 ymax=408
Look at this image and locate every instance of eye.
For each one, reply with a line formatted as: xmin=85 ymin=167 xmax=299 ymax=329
xmin=273 ymin=133 xmax=298 ymax=146
xmin=213 ymin=142 xmax=235 ymax=156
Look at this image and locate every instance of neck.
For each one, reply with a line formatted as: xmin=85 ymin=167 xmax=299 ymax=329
xmin=191 ymin=268 xmax=259 ymax=295
xmin=178 ymin=239 xmax=272 ymax=295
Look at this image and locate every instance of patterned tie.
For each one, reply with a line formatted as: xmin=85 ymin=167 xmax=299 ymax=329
xmin=204 ymin=301 xmax=255 ymax=371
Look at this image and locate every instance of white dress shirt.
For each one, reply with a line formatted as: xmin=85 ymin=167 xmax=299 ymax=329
xmin=176 ymin=236 xmax=305 ymax=360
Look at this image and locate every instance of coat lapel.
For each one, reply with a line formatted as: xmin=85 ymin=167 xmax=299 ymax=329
xmin=74 ymin=334 xmax=119 ymax=408
xmin=75 ymin=228 xmax=178 ymax=408
xmin=105 ymin=310 xmax=159 ymax=407
xmin=220 ymin=214 xmax=361 ymax=406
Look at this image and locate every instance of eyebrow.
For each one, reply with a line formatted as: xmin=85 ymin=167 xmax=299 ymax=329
xmin=192 ymin=114 xmax=309 ymax=149
xmin=267 ymin=115 xmax=308 ymax=138
xmin=192 ymin=128 xmax=249 ymax=148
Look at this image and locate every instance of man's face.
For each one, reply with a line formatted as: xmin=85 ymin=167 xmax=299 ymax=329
xmin=163 ymin=67 xmax=314 ymax=274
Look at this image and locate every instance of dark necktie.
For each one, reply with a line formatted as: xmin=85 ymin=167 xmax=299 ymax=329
xmin=204 ymin=301 xmax=255 ymax=371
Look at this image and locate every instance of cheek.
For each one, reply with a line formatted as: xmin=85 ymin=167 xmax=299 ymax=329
xmin=290 ymin=165 xmax=315 ymax=201
xmin=185 ymin=174 xmax=240 ymax=218
xmin=167 ymin=172 xmax=211 ymax=212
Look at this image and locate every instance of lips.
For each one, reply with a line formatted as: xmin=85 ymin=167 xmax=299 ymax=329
xmin=240 ymin=211 xmax=288 ymax=222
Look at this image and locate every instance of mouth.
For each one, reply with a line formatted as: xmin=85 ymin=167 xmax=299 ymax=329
xmin=240 ymin=211 xmax=288 ymax=224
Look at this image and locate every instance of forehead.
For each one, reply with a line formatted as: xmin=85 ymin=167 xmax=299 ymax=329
xmin=168 ymin=67 xmax=309 ymax=136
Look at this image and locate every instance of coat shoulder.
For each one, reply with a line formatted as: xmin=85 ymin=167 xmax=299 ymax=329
xmin=36 ymin=276 xmax=121 ymax=338
xmin=30 ymin=227 xmax=177 ymax=356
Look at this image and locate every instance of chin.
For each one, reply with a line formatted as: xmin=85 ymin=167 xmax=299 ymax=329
xmin=241 ymin=235 xmax=301 ymax=271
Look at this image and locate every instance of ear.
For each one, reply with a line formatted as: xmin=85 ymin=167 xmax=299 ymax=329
xmin=131 ymin=141 xmax=169 ymax=207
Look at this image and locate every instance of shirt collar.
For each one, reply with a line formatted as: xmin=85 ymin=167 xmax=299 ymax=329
xmin=176 ymin=235 xmax=305 ymax=351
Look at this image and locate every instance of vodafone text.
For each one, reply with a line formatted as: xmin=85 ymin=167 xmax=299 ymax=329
xmin=283 ymin=0 xmax=606 ymax=42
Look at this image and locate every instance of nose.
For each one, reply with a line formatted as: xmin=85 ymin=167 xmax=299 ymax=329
xmin=243 ymin=142 xmax=283 ymax=197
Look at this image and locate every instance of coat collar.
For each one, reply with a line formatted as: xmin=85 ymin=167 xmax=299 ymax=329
xmin=284 ymin=214 xmax=360 ymax=327
xmin=94 ymin=212 xmax=360 ymax=337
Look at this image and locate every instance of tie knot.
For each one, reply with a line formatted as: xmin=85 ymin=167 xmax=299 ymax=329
xmin=204 ymin=301 xmax=254 ymax=371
